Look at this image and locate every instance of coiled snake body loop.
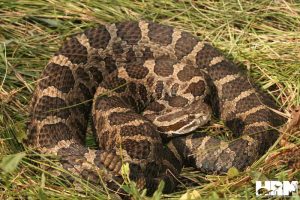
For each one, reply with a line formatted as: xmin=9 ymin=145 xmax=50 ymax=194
xmin=26 ymin=21 xmax=285 ymax=194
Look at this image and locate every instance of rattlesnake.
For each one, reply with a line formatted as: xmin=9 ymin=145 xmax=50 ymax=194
xmin=25 ymin=21 xmax=285 ymax=195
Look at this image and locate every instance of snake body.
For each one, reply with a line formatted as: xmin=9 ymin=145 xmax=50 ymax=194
xmin=25 ymin=21 xmax=285 ymax=194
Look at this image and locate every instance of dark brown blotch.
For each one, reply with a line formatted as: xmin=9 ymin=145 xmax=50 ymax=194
xmin=120 ymin=122 xmax=157 ymax=138
xmin=177 ymin=65 xmax=201 ymax=82
xmin=39 ymin=122 xmax=72 ymax=146
xmin=145 ymin=101 xmax=165 ymax=113
xmin=116 ymin=21 xmax=141 ymax=45
xmin=138 ymin=84 xmax=149 ymax=104
xmin=195 ymin=43 xmax=221 ymax=69
xmin=108 ymin=112 xmax=141 ymax=125
xmin=184 ymin=80 xmax=206 ymax=97
xmin=122 ymin=139 xmax=151 ymax=159
xmin=35 ymin=96 xmax=70 ymax=120
xmin=167 ymin=96 xmax=189 ymax=107
xmin=220 ymin=76 xmax=253 ymax=101
xmin=243 ymin=109 xmax=270 ymax=125
xmin=235 ymin=92 xmax=262 ymax=113
xmin=102 ymin=74 xmax=127 ymax=93
xmin=39 ymin=63 xmax=75 ymax=93
xmin=84 ymin=25 xmax=111 ymax=49
xmin=95 ymin=96 xmax=128 ymax=111
xmin=124 ymin=63 xmax=149 ymax=79
xmin=175 ymin=32 xmax=198 ymax=60
xmin=56 ymin=36 xmax=87 ymax=64
xmin=208 ymin=60 xmax=240 ymax=81
xmin=154 ymin=58 xmax=175 ymax=77
xmin=148 ymin=22 xmax=173 ymax=45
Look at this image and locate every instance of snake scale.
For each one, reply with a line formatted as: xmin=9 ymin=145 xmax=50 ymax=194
xmin=25 ymin=21 xmax=285 ymax=195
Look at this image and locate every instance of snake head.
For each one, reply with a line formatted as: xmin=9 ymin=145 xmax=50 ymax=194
xmin=151 ymin=100 xmax=212 ymax=137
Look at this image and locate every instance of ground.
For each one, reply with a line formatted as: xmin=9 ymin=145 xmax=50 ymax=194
xmin=0 ymin=1 xmax=299 ymax=199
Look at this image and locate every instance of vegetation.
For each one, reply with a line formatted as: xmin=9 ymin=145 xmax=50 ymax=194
xmin=0 ymin=0 xmax=299 ymax=199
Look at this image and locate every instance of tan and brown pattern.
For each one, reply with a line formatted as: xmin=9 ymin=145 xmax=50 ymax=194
xmin=25 ymin=21 xmax=285 ymax=195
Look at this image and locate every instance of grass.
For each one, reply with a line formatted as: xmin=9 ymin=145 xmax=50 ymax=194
xmin=0 ymin=0 xmax=299 ymax=199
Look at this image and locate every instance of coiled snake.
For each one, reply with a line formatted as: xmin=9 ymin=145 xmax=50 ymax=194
xmin=25 ymin=21 xmax=285 ymax=195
